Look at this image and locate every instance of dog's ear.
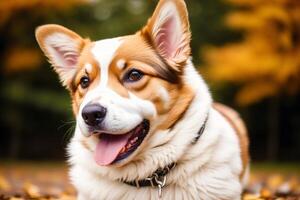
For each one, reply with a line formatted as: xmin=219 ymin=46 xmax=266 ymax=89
xmin=35 ymin=24 xmax=85 ymax=88
xmin=142 ymin=0 xmax=191 ymax=71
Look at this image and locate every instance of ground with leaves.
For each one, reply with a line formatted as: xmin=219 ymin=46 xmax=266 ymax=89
xmin=0 ymin=162 xmax=299 ymax=200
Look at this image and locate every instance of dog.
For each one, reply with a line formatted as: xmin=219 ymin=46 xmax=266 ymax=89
xmin=35 ymin=0 xmax=249 ymax=199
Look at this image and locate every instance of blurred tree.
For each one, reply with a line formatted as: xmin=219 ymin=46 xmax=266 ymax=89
xmin=204 ymin=0 xmax=300 ymax=105
xmin=203 ymin=0 xmax=300 ymax=160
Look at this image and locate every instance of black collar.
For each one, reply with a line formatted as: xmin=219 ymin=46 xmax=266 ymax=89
xmin=122 ymin=115 xmax=209 ymax=188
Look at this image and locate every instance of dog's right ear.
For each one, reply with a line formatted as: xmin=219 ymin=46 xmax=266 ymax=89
xmin=35 ymin=24 xmax=85 ymax=88
xmin=141 ymin=0 xmax=191 ymax=72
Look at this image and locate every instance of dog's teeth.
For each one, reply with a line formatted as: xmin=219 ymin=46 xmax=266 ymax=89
xmin=127 ymin=143 xmax=132 ymax=149
xmin=120 ymin=147 xmax=126 ymax=153
xmin=131 ymin=137 xmax=138 ymax=144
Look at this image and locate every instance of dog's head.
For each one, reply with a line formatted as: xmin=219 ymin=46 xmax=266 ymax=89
xmin=36 ymin=0 xmax=196 ymax=167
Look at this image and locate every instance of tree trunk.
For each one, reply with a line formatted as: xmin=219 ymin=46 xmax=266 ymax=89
xmin=267 ymin=97 xmax=280 ymax=161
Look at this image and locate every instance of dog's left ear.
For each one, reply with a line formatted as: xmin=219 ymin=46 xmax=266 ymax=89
xmin=142 ymin=0 xmax=191 ymax=71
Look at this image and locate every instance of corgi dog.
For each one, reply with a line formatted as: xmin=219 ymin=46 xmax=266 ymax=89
xmin=35 ymin=0 xmax=249 ymax=199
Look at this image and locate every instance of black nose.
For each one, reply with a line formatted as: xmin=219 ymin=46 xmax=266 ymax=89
xmin=81 ymin=104 xmax=107 ymax=127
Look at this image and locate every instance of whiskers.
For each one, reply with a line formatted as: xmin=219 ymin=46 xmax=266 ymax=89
xmin=58 ymin=120 xmax=76 ymax=144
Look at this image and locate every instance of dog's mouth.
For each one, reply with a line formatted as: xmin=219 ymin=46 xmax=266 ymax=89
xmin=93 ymin=120 xmax=150 ymax=166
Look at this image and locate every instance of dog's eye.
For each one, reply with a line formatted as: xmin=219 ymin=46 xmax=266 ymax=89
xmin=124 ymin=69 xmax=144 ymax=83
xmin=80 ymin=76 xmax=90 ymax=89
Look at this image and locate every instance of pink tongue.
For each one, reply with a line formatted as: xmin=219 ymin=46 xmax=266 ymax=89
xmin=94 ymin=133 xmax=131 ymax=166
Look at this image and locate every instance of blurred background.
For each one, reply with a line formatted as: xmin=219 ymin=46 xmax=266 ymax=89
xmin=0 ymin=0 xmax=299 ymax=167
xmin=1 ymin=0 xmax=300 ymax=198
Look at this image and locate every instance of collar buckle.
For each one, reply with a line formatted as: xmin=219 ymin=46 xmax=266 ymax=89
xmin=152 ymin=172 xmax=167 ymax=199
xmin=144 ymin=170 xmax=168 ymax=199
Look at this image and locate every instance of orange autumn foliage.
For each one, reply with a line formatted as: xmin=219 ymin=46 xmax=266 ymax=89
xmin=0 ymin=0 xmax=88 ymax=27
xmin=1 ymin=162 xmax=300 ymax=199
xmin=203 ymin=0 xmax=300 ymax=106
xmin=4 ymin=48 xmax=42 ymax=73
xmin=1 ymin=0 xmax=89 ymax=73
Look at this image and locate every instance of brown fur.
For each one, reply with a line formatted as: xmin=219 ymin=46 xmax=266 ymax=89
xmin=114 ymin=34 xmax=180 ymax=83
xmin=158 ymin=85 xmax=195 ymax=130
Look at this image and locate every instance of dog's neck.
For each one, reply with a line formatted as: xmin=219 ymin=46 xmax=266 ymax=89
xmin=121 ymin=113 xmax=209 ymax=188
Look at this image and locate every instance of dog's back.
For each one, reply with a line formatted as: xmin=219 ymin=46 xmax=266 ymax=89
xmin=213 ymin=103 xmax=249 ymax=181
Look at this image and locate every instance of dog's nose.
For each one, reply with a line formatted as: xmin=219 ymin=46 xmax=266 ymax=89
xmin=81 ymin=104 xmax=107 ymax=127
